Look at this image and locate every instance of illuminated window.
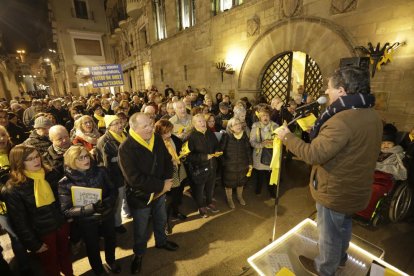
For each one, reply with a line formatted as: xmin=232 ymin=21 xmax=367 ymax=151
xmin=177 ymin=0 xmax=196 ymax=30
xmin=153 ymin=0 xmax=167 ymax=40
xmin=73 ymin=0 xmax=88 ymax=19
xmin=212 ymin=0 xmax=243 ymax=15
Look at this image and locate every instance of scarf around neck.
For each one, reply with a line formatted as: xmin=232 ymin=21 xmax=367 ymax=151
xmin=129 ymin=128 xmax=154 ymax=152
xmin=164 ymin=138 xmax=180 ymax=166
xmin=94 ymin=113 xmax=106 ymax=129
xmin=109 ymin=130 xmax=127 ymax=144
xmin=75 ymin=128 xmax=100 ymax=145
xmin=310 ymin=93 xmax=375 ymax=140
xmin=24 ymin=168 xmax=55 ymax=207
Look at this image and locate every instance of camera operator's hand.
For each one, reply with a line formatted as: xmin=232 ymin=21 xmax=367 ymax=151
xmin=93 ymin=200 xmax=105 ymax=214
xmin=36 ymin=243 xmax=48 ymax=253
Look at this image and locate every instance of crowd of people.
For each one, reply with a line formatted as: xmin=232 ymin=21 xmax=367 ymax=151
xmin=0 ymin=70 xmax=412 ymax=276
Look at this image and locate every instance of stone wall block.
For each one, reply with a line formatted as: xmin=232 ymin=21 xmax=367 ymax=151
xmin=376 ymin=17 xmax=413 ymax=35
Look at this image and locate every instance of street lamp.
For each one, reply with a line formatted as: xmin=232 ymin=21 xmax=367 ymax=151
xmin=16 ymin=49 xmax=26 ymax=62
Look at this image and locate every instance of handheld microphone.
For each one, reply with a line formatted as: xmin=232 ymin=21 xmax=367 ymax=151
xmin=295 ymin=96 xmax=327 ymax=113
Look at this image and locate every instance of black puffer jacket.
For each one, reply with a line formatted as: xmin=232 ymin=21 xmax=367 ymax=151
xmin=219 ymin=132 xmax=253 ymax=188
xmin=187 ymin=129 xmax=219 ymax=171
xmin=58 ymin=164 xmax=118 ymax=224
xmin=96 ymin=132 xmax=124 ymax=188
xmin=3 ymin=175 xmax=65 ymax=252
xmin=23 ymin=130 xmax=52 ymax=155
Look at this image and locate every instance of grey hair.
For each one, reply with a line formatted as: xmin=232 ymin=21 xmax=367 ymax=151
xmin=226 ymin=117 xmax=242 ymax=134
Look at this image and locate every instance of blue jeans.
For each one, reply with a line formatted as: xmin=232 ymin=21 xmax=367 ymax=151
xmin=315 ymin=203 xmax=352 ymax=276
xmin=131 ymin=195 xmax=167 ymax=255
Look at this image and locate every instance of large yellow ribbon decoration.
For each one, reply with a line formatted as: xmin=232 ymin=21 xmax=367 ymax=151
xmin=269 ymin=127 xmax=284 ymax=185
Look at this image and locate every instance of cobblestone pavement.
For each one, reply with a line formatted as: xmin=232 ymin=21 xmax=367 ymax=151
xmin=1 ymin=160 xmax=413 ymax=275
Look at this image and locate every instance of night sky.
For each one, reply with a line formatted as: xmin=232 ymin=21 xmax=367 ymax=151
xmin=0 ymin=0 xmax=49 ymax=53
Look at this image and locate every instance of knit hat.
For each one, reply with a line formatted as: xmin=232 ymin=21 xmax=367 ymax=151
xmin=34 ymin=116 xmax=53 ymax=129
xmin=104 ymin=115 xmax=120 ymax=128
xmin=382 ymin=123 xmax=397 ymax=143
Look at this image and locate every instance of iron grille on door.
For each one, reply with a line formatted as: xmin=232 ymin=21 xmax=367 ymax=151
xmin=304 ymin=55 xmax=323 ymax=100
xmin=260 ymin=52 xmax=293 ymax=103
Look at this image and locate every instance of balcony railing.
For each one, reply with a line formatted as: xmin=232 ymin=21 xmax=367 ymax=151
xmin=126 ymin=0 xmax=144 ymax=19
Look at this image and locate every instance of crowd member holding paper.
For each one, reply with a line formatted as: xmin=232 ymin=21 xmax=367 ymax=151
xmin=169 ymin=100 xmax=192 ymax=140
xmin=4 ymin=144 xmax=73 ymax=276
xmin=118 ymin=113 xmax=177 ymax=274
xmin=219 ymin=118 xmax=252 ymax=209
xmin=275 ymin=67 xmax=382 ymax=276
xmin=187 ymin=114 xmax=221 ymax=217
xmin=96 ymin=115 xmax=128 ymax=234
xmin=154 ymin=119 xmax=188 ymax=224
xmin=250 ymin=106 xmax=279 ymax=197
xmin=59 ymin=145 xmax=120 ymax=275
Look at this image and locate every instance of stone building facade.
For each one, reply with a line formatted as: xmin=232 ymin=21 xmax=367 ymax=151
xmin=107 ymin=0 xmax=414 ymax=130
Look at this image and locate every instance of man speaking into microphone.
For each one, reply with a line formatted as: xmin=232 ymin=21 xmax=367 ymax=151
xmin=275 ymin=66 xmax=382 ymax=276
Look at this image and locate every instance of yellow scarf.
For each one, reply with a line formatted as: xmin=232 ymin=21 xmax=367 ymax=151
xmin=409 ymin=133 xmax=414 ymax=142
xmin=24 ymin=169 xmax=55 ymax=207
xmin=195 ymin=127 xmax=206 ymax=135
xmin=0 ymin=153 xmax=9 ymax=167
xmin=94 ymin=114 xmax=106 ymax=129
xmin=164 ymin=138 xmax=180 ymax=166
xmin=109 ymin=130 xmax=126 ymax=144
xmin=234 ymin=132 xmax=243 ymax=140
xmin=129 ymin=128 xmax=154 ymax=152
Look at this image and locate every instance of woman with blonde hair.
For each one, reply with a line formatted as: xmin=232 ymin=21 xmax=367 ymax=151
xmin=220 ymin=118 xmax=252 ymax=208
xmin=250 ymin=105 xmax=279 ymax=197
xmin=59 ymin=145 xmax=119 ymax=275
xmin=4 ymin=144 xmax=73 ymax=276
xmin=72 ymin=115 xmax=100 ymax=151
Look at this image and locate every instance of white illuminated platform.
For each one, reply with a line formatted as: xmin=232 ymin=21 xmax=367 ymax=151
xmin=248 ymin=218 xmax=408 ymax=276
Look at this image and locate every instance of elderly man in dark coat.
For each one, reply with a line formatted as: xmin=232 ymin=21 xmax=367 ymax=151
xmin=118 ymin=113 xmax=178 ymax=274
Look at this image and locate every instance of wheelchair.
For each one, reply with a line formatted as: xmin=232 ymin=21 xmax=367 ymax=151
xmin=354 ymin=171 xmax=413 ymax=227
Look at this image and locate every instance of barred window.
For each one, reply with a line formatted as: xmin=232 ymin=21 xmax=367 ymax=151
xmin=153 ymin=0 xmax=167 ymax=40
xmin=177 ymin=0 xmax=196 ymax=30
xmin=212 ymin=0 xmax=243 ymax=15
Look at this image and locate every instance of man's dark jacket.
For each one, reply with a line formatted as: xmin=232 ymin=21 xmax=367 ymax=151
xmin=118 ymin=133 xmax=173 ymax=209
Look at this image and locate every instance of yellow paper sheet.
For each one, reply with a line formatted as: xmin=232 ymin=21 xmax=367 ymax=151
xmin=275 ymin=267 xmax=295 ymax=276
xmin=296 ymin=114 xmax=317 ymax=131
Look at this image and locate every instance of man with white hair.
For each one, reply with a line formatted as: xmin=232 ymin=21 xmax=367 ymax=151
xmin=169 ymin=101 xmax=192 ymax=140
xmin=118 ymin=113 xmax=178 ymax=274
xmin=43 ymin=125 xmax=71 ymax=184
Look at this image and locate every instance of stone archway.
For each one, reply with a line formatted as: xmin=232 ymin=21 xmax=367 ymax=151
xmin=238 ymin=17 xmax=356 ymax=98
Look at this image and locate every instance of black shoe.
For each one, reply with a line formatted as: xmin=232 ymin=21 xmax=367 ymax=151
xmin=171 ymin=212 xmax=187 ymax=221
xmin=131 ymin=255 xmax=143 ymax=274
xmin=104 ymin=261 xmax=121 ymax=274
xmin=156 ymin=240 xmax=179 ymax=251
xmin=115 ymin=225 xmax=127 ymax=234
xmin=298 ymin=255 xmax=319 ymax=276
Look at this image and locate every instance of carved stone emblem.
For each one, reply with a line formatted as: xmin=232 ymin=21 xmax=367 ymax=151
xmin=331 ymin=0 xmax=358 ymax=14
xmin=247 ymin=16 xmax=260 ymax=37
xmin=280 ymin=0 xmax=303 ymax=18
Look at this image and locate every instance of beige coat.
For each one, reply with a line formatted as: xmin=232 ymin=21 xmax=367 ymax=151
xmin=284 ymin=108 xmax=382 ymax=214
